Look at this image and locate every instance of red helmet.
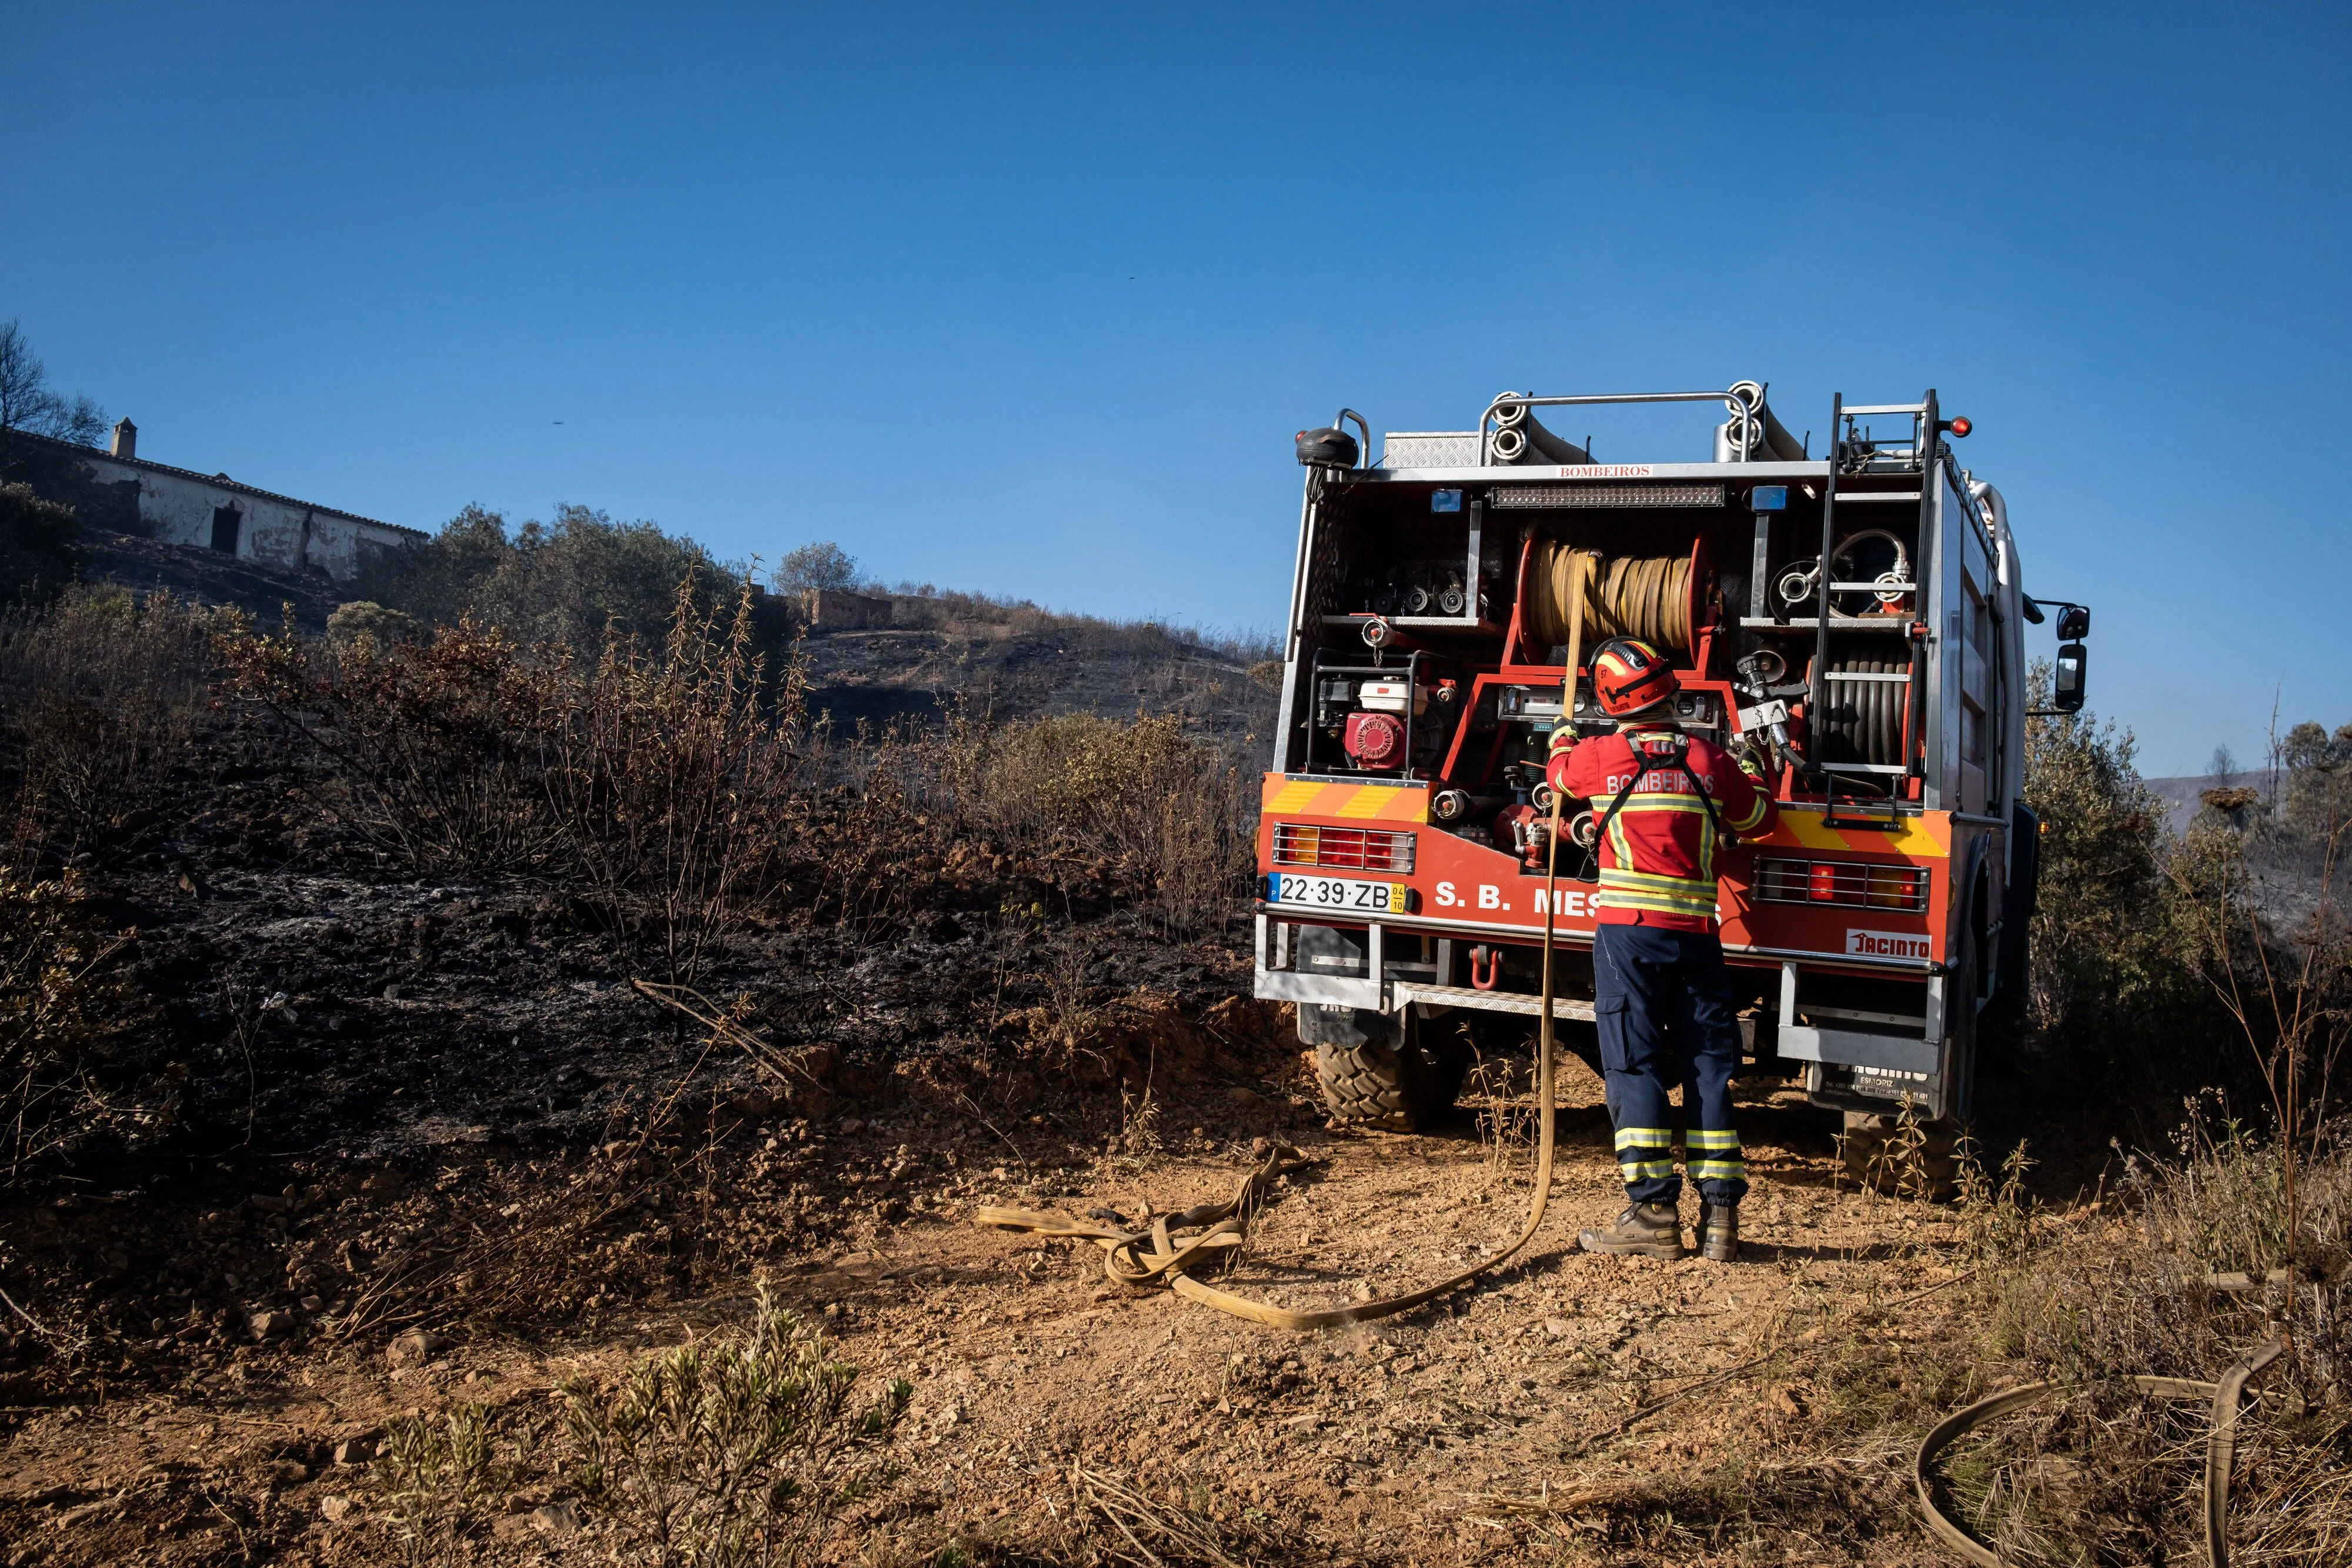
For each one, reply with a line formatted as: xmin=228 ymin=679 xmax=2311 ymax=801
xmin=1590 ymin=637 xmax=1679 ymax=718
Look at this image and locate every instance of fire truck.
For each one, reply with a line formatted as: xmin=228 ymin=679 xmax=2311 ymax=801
xmin=1253 ymin=385 xmax=2090 ymax=1179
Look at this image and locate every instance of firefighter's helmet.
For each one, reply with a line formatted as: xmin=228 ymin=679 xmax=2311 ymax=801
xmin=1590 ymin=637 xmax=1679 ymax=718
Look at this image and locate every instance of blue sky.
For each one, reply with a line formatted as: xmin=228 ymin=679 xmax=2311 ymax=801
xmin=5 ymin=4 xmax=2346 ymax=775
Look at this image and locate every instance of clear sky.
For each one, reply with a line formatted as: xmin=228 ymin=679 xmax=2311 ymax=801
xmin=5 ymin=4 xmax=2346 ymax=775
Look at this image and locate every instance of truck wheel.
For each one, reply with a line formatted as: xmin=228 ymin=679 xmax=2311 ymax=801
xmin=1841 ymin=1112 xmax=1962 ymax=1199
xmin=1314 ymin=1013 xmax=1465 ymax=1132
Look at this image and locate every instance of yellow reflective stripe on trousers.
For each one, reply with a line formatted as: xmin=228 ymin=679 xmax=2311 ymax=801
xmin=1686 ymin=1128 xmax=1742 ymax=1150
xmin=1622 ymin=1160 xmax=1677 ymax=1181
xmin=1613 ymin=1127 xmax=1674 ymax=1150
xmin=1689 ymin=1159 xmax=1746 ymax=1180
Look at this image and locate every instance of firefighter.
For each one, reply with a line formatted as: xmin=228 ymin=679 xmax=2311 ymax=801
xmin=1546 ymin=637 xmax=1776 ymax=1262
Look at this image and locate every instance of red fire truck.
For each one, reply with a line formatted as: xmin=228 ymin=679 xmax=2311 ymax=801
xmin=1255 ymin=385 xmax=2090 ymax=1177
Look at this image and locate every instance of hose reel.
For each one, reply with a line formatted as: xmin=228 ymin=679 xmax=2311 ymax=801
xmin=1522 ymin=542 xmax=1694 ymax=654
xmin=1816 ymin=654 xmax=1909 ymax=769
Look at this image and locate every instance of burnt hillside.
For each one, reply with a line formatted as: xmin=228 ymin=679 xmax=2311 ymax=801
xmin=64 ymin=528 xmax=1277 ymax=741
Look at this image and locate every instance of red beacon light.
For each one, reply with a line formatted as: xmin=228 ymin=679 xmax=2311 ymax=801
xmin=1942 ymin=416 xmax=1972 ymax=437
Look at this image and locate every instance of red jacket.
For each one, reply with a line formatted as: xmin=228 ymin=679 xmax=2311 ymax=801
xmin=1546 ymin=727 xmax=1776 ymax=933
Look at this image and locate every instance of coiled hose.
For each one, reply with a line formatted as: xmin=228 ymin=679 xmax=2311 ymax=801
xmin=1522 ymin=543 xmax=1692 ymax=654
xmin=1818 ymin=656 xmax=1907 ymax=767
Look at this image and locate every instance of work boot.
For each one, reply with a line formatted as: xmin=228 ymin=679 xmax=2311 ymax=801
xmin=1579 ymin=1201 xmax=1685 ymax=1259
xmin=1695 ymin=1202 xmax=1739 ymax=1262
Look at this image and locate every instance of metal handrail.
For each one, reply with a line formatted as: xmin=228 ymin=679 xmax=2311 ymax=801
xmin=1332 ymin=409 xmax=1371 ymax=467
xmin=1476 ymin=387 xmax=1765 ymax=467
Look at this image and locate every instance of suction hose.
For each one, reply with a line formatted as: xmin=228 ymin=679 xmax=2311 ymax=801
xmin=1717 ymin=381 xmax=1808 ymax=462
xmin=1490 ymin=394 xmax=1594 ymax=465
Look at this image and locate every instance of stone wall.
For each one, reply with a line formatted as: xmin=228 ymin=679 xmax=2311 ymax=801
xmin=804 ymin=589 xmax=893 ymax=630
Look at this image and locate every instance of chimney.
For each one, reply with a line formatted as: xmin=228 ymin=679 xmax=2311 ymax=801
xmin=111 ymin=418 xmax=137 ymax=460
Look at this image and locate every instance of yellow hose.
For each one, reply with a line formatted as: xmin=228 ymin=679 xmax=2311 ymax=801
xmin=1523 ymin=544 xmax=1691 ymax=654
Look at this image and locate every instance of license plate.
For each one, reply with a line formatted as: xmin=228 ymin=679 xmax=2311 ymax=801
xmin=1267 ymin=873 xmax=1407 ymax=913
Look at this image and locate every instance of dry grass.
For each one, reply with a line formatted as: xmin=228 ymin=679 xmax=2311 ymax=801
xmin=0 ymin=584 xmax=217 ymax=861
xmin=800 ymin=698 xmax=1258 ymax=940
xmin=1933 ymin=1125 xmax=2352 ymax=1566
xmin=374 ymin=1288 xmax=911 ymax=1568
xmin=216 ymin=575 xmax=807 ymax=985
xmin=924 ymin=707 xmax=1257 ymax=938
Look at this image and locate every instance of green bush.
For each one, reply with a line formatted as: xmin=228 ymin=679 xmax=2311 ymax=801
xmin=2021 ymin=688 xmax=2214 ymax=1094
xmin=355 ymin=502 xmax=744 ymax=652
xmin=562 ymin=1285 xmax=911 ymax=1567
xmin=375 ymin=1289 xmax=911 ymax=1568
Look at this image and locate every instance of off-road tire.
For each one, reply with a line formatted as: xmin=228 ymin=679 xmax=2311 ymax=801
xmin=1841 ymin=1111 xmax=1963 ymax=1199
xmin=1315 ymin=1018 xmax=1466 ymax=1132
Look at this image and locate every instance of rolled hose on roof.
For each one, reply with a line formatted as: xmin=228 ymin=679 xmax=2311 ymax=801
xmin=1718 ymin=381 xmax=1809 ymax=462
xmin=1521 ymin=543 xmax=1692 ymax=655
xmin=1489 ymin=394 xmax=1594 ymax=465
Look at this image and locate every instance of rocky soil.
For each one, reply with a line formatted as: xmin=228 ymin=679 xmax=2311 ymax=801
xmin=2 ymin=1044 xmax=2058 ymax=1566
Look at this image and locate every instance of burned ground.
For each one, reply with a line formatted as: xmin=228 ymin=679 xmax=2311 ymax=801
xmin=3 ymin=771 xmax=2320 ymax=1567
xmin=0 ymin=549 xmax=2341 ymax=1567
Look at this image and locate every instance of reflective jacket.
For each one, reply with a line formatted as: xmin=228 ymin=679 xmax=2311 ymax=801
xmin=1546 ymin=726 xmax=1776 ymax=933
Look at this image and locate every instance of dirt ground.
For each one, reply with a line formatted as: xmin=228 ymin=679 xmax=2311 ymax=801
xmin=0 ymin=1047 xmax=2033 ymax=1567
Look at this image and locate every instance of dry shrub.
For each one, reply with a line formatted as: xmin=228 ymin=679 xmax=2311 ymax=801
xmin=0 ymin=480 xmax=80 ymax=601
xmin=376 ymin=1289 xmax=909 ymax=1568
xmin=562 ymin=1285 xmax=910 ymax=1566
xmin=217 ymin=607 xmax=567 ymax=873
xmin=218 ymin=576 xmax=804 ymax=984
xmin=543 ymin=580 xmax=806 ymax=983
xmin=1950 ymin=1124 xmax=2352 ymax=1567
xmin=1066 ymin=1465 xmax=1304 ymax=1568
xmin=0 ymin=584 xmax=216 ymax=859
xmin=0 ymin=870 xmax=166 ymax=1183
xmin=323 ymin=598 xmax=422 ymax=652
xmin=925 ymin=708 xmax=1256 ymax=937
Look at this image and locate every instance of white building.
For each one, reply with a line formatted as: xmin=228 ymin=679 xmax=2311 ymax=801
xmin=7 ymin=420 xmax=423 ymax=582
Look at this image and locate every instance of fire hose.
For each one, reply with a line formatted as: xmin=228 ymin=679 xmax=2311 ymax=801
xmin=1913 ymin=1336 xmax=2286 ymax=1568
xmin=1522 ymin=544 xmax=1690 ymax=655
xmin=973 ymin=576 xmax=1582 ymax=1329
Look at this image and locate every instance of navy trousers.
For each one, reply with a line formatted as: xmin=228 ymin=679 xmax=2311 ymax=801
xmin=1592 ymin=924 xmax=1749 ymax=1208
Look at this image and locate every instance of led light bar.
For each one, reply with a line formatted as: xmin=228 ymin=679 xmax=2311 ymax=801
xmin=1491 ymin=484 xmax=1726 ymax=509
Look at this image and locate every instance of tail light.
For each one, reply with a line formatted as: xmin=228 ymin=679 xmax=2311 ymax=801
xmin=1271 ymin=825 xmax=1416 ymax=874
xmin=1754 ymin=857 xmax=1929 ymax=914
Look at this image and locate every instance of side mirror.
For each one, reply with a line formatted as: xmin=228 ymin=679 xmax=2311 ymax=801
xmin=2053 ymin=643 xmax=2088 ymax=713
xmin=2056 ymin=604 xmax=2090 ymax=640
